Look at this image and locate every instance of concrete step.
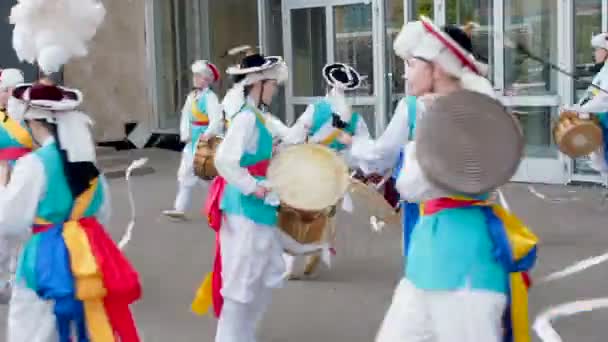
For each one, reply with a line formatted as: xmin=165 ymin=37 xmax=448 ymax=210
xmin=95 ymin=148 xmax=155 ymax=179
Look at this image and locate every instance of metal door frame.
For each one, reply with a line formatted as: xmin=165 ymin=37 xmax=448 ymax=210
xmin=282 ymin=0 xmax=387 ymax=135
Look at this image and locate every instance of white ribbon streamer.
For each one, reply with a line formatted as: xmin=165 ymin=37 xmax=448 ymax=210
xmin=117 ymin=158 xmax=148 ymax=250
xmin=540 ymin=251 xmax=608 ymax=283
xmin=527 ymin=185 xmax=581 ymax=204
xmin=534 ymin=298 xmax=608 ymax=342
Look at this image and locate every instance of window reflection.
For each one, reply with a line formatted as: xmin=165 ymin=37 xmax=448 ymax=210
xmin=291 ymin=8 xmax=327 ymax=97
xmin=573 ymin=0 xmax=602 ymax=175
xmin=334 ymin=4 xmax=374 ymax=96
xmin=511 ymin=107 xmax=557 ymax=158
xmin=446 ymin=0 xmax=493 ymax=82
xmin=504 ymin=0 xmax=557 ymax=96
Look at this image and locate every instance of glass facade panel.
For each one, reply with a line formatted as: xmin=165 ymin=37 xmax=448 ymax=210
xmin=504 ymin=0 xmax=558 ymax=96
xmin=291 ymin=7 xmax=327 ymax=97
xmin=334 ymin=4 xmax=374 ymax=97
xmin=573 ymin=0 xmax=603 ymax=175
xmin=511 ymin=106 xmax=557 ymax=158
xmin=446 ymin=0 xmax=494 ymax=82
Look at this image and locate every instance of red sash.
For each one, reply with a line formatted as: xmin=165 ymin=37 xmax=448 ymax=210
xmin=0 ymin=147 xmax=30 ymax=161
xmin=79 ymin=217 xmax=141 ymax=341
xmin=421 ymin=197 xmax=532 ymax=289
xmin=192 ymin=120 xmax=209 ymax=126
xmin=203 ymin=159 xmax=270 ymax=317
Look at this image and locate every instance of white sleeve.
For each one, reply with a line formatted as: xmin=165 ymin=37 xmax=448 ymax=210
xmin=351 ymin=98 xmax=410 ymax=163
xmin=579 ymin=92 xmax=608 ymax=114
xmin=214 ymin=111 xmax=259 ymax=195
xmin=203 ymin=91 xmax=224 ymax=138
xmin=281 ymin=104 xmax=315 ymax=145
xmin=265 ymin=113 xmax=289 ymax=139
xmin=179 ymin=93 xmax=193 ymax=142
xmin=0 ymin=155 xmax=46 ymax=236
xmin=96 ymin=175 xmax=111 ymax=226
xmin=395 ymin=143 xmax=447 ymax=202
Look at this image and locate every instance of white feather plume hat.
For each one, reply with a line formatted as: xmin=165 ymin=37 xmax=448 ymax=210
xmin=0 ymin=68 xmax=25 ymax=90
xmin=191 ymin=60 xmax=220 ymax=82
xmin=10 ymin=0 xmax=106 ymax=74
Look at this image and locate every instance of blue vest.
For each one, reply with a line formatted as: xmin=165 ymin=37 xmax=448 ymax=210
xmin=190 ymin=89 xmax=213 ymax=152
xmin=405 ymin=196 xmax=508 ymax=294
xmin=309 ymin=100 xmax=360 ymax=151
xmin=391 ymin=96 xmax=418 ymax=266
xmin=220 ymin=107 xmax=278 ymax=226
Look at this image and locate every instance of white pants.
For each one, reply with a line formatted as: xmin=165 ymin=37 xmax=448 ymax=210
xmin=173 ymin=144 xmax=204 ymax=212
xmin=214 ymin=215 xmax=285 ymax=342
xmin=376 ymin=278 xmax=507 ymax=342
xmin=215 ymin=286 xmax=272 ymax=342
xmin=0 ymin=237 xmax=19 ymax=284
xmin=7 ymin=285 xmax=58 ymax=342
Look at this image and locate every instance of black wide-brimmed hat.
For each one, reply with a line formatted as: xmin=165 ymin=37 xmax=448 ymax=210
xmin=322 ymin=63 xmax=361 ymax=90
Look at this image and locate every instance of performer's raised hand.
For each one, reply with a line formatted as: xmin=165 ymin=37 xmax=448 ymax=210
xmin=253 ymin=185 xmax=269 ymax=199
xmin=337 ymin=132 xmax=353 ymax=145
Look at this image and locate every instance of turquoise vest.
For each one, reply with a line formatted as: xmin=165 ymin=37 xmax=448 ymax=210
xmin=33 ymin=142 xmax=105 ymax=223
xmin=309 ymin=100 xmax=360 ymax=151
xmin=190 ymin=89 xmax=212 ymax=152
xmin=405 ymin=202 xmax=508 ymax=294
xmin=0 ymin=124 xmax=24 ymax=149
xmin=33 ymin=143 xmax=74 ymax=224
xmin=220 ymin=107 xmax=278 ymax=226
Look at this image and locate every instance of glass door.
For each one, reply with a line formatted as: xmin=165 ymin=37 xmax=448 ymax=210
xmin=441 ymin=0 xmax=565 ymax=184
xmin=571 ymin=0 xmax=605 ymax=184
xmin=283 ymin=0 xmax=383 ymax=136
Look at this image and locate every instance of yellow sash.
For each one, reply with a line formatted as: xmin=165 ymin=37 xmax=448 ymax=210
xmin=62 ymin=178 xmax=116 ymax=341
xmin=319 ymin=129 xmax=342 ymax=146
xmin=0 ymin=110 xmax=33 ymax=148
xmin=191 ymin=97 xmax=209 ymax=124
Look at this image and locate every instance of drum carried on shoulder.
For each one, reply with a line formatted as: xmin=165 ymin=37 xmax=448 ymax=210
xmin=266 ymin=144 xmax=349 ymax=250
xmin=193 ymin=136 xmax=223 ymax=180
xmin=553 ymin=110 xmax=603 ymax=158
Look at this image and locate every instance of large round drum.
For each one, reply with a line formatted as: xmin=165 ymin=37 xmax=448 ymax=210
xmin=193 ymin=136 xmax=223 ymax=180
xmin=553 ymin=111 xmax=603 ymax=158
xmin=267 ymin=144 xmax=349 ymax=211
xmin=267 ymin=144 xmax=349 ymax=244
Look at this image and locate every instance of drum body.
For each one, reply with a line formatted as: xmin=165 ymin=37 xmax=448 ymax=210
xmin=278 ymin=205 xmax=335 ymax=247
xmin=193 ymin=136 xmax=222 ymax=180
xmin=267 ymin=144 xmax=349 ymax=244
xmin=553 ymin=113 xmax=603 ymax=158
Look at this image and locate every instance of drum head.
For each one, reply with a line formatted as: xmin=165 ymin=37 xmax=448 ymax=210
xmin=416 ymin=91 xmax=524 ymax=195
xmin=267 ymin=144 xmax=349 ymax=211
xmin=556 ymin=120 xmax=603 ymax=158
xmin=348 ymin=179 xmax=401 ymax=225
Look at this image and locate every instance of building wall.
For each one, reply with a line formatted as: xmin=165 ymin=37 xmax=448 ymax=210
xmin=63 ymin=0 xmax=151 ymax=142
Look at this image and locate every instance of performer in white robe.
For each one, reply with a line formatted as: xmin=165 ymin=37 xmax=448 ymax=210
xmin=203 ymin=53 xmax=289 ymax=342
xmin=374 ymin=17 xmax=537 ymax=342
xmin=163 ymin=60 xmax=223 ymax=220
xmin=565 ymin=33 xmax=608 ymax=175
xmin=0 ymin=68 xmax=26 ymax=302
xmin=1 ymin=82 xmax=142 ymax=342
xmin=279 ymin=63 xmax=371 ymax=278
